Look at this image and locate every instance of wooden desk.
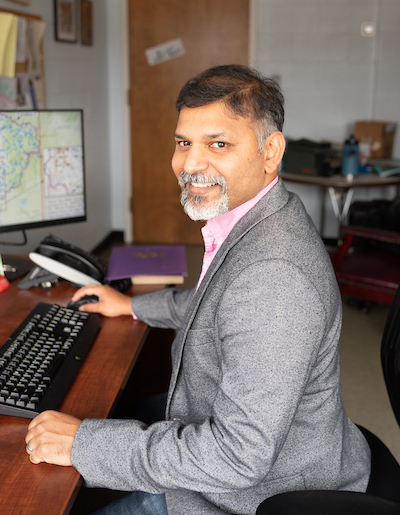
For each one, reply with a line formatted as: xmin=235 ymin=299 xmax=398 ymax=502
xmin=0 ymin=272 xmax=155 ymax=514
xmin=281 ymin=171 xmax=400 ymax=235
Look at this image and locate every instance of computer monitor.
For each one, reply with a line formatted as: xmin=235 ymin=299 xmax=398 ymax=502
xmin=0 ymin=110 xmax=86 ymax=279
xmin=0 ymin=109 xmax=86 ymax=234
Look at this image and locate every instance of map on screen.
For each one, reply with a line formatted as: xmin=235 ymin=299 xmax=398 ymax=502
xmin=0 ymin=110 xmax=85 ymax=232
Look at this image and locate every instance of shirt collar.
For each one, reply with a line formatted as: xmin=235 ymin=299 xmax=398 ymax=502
xmin=201 ymin=176 xmax=279 ymax=248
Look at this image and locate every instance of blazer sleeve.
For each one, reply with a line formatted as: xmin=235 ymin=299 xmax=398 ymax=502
xmin=130 ymin=287 xmax=194 ymax=329
xmin=71 ymin=259 xmax=332 ymax=494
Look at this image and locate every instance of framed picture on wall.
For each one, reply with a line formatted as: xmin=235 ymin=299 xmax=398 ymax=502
xmin=80 ymin=0 xmax=93 ymax=46
xmin=54 ymin=0 xmax=77 ymax=43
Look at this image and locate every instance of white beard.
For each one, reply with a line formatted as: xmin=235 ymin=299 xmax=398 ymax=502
xmin=178 ymin=172 xmax=229 ymax=221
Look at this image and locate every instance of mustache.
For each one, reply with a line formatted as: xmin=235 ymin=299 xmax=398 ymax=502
xmin=178 ymin=172 xmax=227 ymax=193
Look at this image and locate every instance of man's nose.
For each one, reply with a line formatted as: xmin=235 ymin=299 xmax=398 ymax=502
xmin=183 ymin=145 xmax=208 ymax=174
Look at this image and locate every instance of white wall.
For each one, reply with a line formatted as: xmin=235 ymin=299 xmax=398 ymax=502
xmin=0 ymin=0 xmax=114 ymax=256
xmin=254 ymin=0 xmax=400 ymax=237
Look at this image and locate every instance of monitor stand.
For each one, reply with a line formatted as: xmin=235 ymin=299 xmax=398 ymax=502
xmin=2 ymin=256 xmax=33 ymax=281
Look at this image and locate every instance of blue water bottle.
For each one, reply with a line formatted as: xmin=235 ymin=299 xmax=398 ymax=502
xmin=341 ymin=135 xmax=359 ymax=177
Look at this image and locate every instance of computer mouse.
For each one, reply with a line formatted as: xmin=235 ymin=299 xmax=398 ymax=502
xmin=67 ymin=295 xmax=99 ymax=310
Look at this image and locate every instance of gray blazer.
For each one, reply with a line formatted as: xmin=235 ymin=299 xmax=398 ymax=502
xmin=72 ymin=179 xmax=371 ymax=514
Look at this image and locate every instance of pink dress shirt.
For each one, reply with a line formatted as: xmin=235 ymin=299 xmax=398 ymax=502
xmin=196 ymin=177 xmax=278 ymax=288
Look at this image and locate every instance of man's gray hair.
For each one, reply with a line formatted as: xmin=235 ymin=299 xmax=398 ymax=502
xmin=176 ymin=64 xmax=284 ymax=153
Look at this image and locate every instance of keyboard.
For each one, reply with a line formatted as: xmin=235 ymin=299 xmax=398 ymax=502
xmin=0 ymin=302 xmax=101 ymax=419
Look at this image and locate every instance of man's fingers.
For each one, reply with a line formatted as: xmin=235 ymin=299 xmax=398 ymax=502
xmin=71 ymin=284 xmax=101 ymax=301
xmin=27 ymin=410 xmax=80 ymax=435
xmin=25 ymin=410 xmax=81 ymax=466
xmin=26 ymin=433 xmax=75 ymax=466
xmin=26 ymin=410 xmax=60 ymax=439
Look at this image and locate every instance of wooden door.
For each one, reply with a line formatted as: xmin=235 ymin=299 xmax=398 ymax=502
xmin=128 ymin=0 xmax=249 ymax=244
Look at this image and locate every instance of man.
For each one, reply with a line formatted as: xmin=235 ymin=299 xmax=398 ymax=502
xmin=25 ymin=65 xmax=371 ymax=515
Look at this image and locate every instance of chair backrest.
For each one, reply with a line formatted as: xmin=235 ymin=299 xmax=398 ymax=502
xmin=381 ymin=283 xmax=400 ymax=427
xmin=358 ymin=426 xmax=400 ymax=503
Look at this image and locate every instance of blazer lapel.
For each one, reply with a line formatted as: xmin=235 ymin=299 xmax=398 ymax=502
xmin=166 ymin=179 xmax=289 ymax=415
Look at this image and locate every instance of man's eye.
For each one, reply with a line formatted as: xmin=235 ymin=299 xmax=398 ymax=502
xmin=211 ymin=142 xmax=226 ymax=148
xmin=177 ymin=140 xmax=190 ymax=147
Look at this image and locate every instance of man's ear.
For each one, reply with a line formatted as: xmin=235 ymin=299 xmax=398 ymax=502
xmin=263 ymin=131 xmax=286 ymax=175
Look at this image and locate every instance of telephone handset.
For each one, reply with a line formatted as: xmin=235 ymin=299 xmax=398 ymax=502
xmin=29 ymin=235 xmax=109 ymax=287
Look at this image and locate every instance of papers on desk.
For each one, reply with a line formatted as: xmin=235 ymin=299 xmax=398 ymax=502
xmin=371 ymin=160 xmax=400 ymax=178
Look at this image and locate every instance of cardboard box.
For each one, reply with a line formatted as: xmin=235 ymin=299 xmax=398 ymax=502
xmin=354 ymin=121 xmax=397 ymax=159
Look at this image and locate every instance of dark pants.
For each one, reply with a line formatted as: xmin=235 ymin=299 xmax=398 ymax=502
xmin=92 ymin=491 xmax=168 ymax=515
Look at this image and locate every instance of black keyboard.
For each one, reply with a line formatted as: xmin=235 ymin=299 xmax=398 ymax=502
xmin=0 ymin=303 xmax=101 ymax=419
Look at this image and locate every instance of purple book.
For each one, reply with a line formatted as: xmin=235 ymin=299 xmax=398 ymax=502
xmin=106 ymin=245 xmax=187 ymax=281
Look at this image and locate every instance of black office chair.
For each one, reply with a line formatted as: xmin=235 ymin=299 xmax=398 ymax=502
xmin=381 ymin=282 xmax=400 ymax=428
xmin=257 ymin=284 xmax=400 ymax=515
xmin=256 ymin=491 xmax=400 ymax=515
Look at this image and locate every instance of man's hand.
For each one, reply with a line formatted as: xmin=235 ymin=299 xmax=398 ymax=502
xmin=71 ymin=284 xmax=133 ymax=317
xmin=25 ymin=411 xmax=82 ymax=466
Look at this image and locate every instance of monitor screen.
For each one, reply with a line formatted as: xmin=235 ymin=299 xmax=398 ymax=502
xmin=0 ymin=110 xmax=86 ymax=234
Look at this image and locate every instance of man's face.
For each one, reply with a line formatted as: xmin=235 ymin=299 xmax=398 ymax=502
xmin=172 ymin=101 xmax=272 ymax=221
